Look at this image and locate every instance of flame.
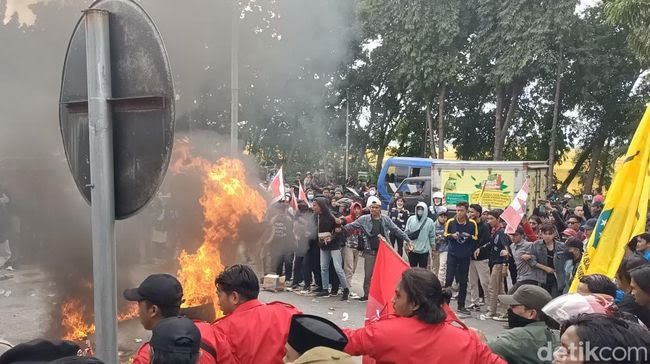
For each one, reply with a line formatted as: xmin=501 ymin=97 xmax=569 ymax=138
xmin=173 ymin=140 xmax=266 ymax=313
xmin=61 ymin=300 xmax=139 ymax=341
xmin=61 ymin=298 xmax=95 ymax=341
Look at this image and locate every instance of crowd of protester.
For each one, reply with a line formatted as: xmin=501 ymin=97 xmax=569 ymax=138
xmin=4 ymin=182 xmax=650 ymax=363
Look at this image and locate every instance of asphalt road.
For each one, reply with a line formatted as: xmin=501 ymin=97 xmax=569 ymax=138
xmin=0 ymin=261 xmax=507 ymax=362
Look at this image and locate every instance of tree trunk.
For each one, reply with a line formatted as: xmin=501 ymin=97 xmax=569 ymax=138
xmin=421 ymin=123 xmax=428 ymax=157
xmin=493 ymin=86 xmax=504 ymax=159
xmin=597 ymin=139 xmax=611 ymax=190
xmin=437 ymin=84 xmax=447 ymax=160
xmin=375 ymin=144 xmax=386 ymax=175
xmin=560 ymin=145 xmax=592 ymax=191
xmin=425 ymin=100 xmax=437 ymax=159
xmin=547 ymin=46 xmax=564 ymax=194
xmin=494 ymin=84 xmax=521 ymax=161
xmin=583 ymin=139 xmax=604 ymax=195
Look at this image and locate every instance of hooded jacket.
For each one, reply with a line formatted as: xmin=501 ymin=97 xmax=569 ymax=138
xmin=405 ymin=202 xmax=436 ymax=254
xmin=313 ymin=197 xmax=344 ymax=250
xmin=344 ymin=202 xmax=366 ymax=250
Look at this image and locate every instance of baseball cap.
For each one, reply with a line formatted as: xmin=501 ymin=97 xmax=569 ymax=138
xmin=562 ymin=228 xmax=578 ymax=238
xmin=498 ymin=284 xmax=552 ymax=311
xmin=123 ymin=274 xmax=183 ymax=308
xmin=366 ymin=196 xmax=381 ymax=208
xmin=0 ymin=339 xmax=80 ymax=363
xmin=293 ymin=347 xmax=354 ymax=364
xmin=542 ymin=293 xmax=617 ymax=323
xmin=581 ymin=218 xmax=597 ymax=231
xmin=150 ymin=316 xmax=200 ymax=355
xmin=287 ymin=314 xmax=348 ymax=356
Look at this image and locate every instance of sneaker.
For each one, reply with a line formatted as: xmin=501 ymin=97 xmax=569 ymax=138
xmin=330 ymin=288 xmax=340 ymax=296
xmin=341 ymin=288 xmax=350 ymax=301
xmin=291 ymin=284 xmax=300 ymax=290
xmin=349 ymin=292 xmax=360 ymax=299
xmin=357 ymin=295 xmax=368 ymax=302
xmin=314 ymin=290 xmax=330 ymax=297
xmin=492 ymin=314 xmax=508 ymax=322
xmin=457 ymin=307 xmax=471 ymax=317
xmin=298 ymin=289 xmax=310 ymax=295
xmin=467 ymin=304 xmax=481 ymax=311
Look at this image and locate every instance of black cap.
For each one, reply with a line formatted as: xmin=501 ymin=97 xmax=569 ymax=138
xmin=150 ymin=316 xmax=201 ymax=355
xmin=123 ymin=274 xmax=183 ymax=308
xmin=0 ymin=339 xmax=80 ymax=364
xmin=287 ymin=314 xmax=348 ymax=355
xmin=582 ymin=218 xmax=597 ymax=231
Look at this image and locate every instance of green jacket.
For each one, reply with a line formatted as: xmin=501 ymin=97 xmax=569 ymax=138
xmin=487 ymin=322 xmax=559 ymax=364
xmin=404 ymin=202 xmax=436 ymax=254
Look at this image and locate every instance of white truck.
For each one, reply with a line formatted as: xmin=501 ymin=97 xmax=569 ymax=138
xmin=385 ymin=158 xmax=548 ymax=213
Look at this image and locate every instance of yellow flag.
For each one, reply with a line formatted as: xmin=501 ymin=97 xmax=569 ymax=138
xmin=569 ymin=106 xmax=650 ymax=292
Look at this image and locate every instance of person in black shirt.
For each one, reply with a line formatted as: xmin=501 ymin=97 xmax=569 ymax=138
xmin=388 ymin=197 xmax=409 ymax=257
xmin=443 ymin=201 xmax=478 ymax=316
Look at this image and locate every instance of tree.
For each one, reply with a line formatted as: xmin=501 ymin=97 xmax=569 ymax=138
xmin=605 ymin=0 xmax=650 ymax=65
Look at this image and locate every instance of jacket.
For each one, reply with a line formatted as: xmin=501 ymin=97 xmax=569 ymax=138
xmin=488 ymin=322 xmax=559 ymax=364
xmin=388 ymin=207 xmax=409 ymax=231
xmin=132 ymin=320 xmax=234 ymax=364
xmin=343 ymin=316 xmax=506 ymax=364
xmin=434 ymin=220 xmax=448 ymax=252
xmin=313 ymin=197 xmax=344 ymax=251
xmin=444 ymin=218 xmax=479 ymax=258
xmin=344 ymin=202 xmax=366 ymax=250
xmin=342 ymin=214 xmax=409 ymax=252
xmin=212 ymin=299 xmax=301 ymax=364
xmin=404 ymin=202 xmax=436 ymax=254
xmin=531 ymin=240 xmax=569 ymax=292
xmin=479 ymin=226 xmax=511 ymax=265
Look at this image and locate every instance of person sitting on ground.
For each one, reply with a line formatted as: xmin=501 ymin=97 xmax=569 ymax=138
xmin=635 ymin=232 xmax=650 ymax=261
xmin=150 ymin=316 xmax=201 ymax=364
xmin=284 ymin=314 xmax=348 ymax=363
xmin=123 ymin=274 xmax=228 ymax=364
xmin=212 ymin=264 xmax=301 ymax=364
xmin=553 ymin=314 xmax=650 ymax=364
xmin=487 ymin=285 xmax=558 ymax=364
xmin=615 ymin=255 xmax=650 ymax=327
xmin=343 ymin=268 xmax=506 ymax=364
xmin=576 ymin=274 xmax=618 ymax=299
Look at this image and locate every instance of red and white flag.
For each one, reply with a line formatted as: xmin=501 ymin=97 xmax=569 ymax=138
xmin=267 ymin=167 xmax=285 ymax=203
xmin=502 ymin=180 xmax=529 ymax=234
xmin=290 ymin=189 xmax=299 ymax=212
xmin=298 ymin=181 xmax=308 ymax=203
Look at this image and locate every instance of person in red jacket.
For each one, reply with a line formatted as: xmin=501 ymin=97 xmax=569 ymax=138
xmin=212 ymin=264 xmax=301 ymax=364
xmin=342 ymin=268 xmax=506 ymax=364
xmin=123 ymin=274 xmax=230 ymax=364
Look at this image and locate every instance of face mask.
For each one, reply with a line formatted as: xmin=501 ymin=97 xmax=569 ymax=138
xmin=507 ymin=308 xmax=537 ymax=328
xmin=369 ymin=190 xmax=376 ymax=196
xmin=307 ymin=194 xmax=314 ymax=200
xmin=416 ymin=209 xmax=424 ymax=218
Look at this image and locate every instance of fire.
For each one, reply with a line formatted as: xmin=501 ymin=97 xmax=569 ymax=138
xmin=172 ymin=140 xmax=266 ymax=313
xmin=61 ymin=298 xmax=95 ymax=341
xmin=61 ymin=299 xmax=139 ymax=341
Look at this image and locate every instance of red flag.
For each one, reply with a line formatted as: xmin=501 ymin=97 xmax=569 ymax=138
xmin=290 ymin=189 xmax=299 ymax=212
xmin=298 ymin=181 xmax=308 ymax=203
xmin=366 ymin=239 xmax=409 ymax=323
xmin=502 ymin=179 xmax=529 ymax=234
xmin=267 ymin=167 xmax=285 ymax=203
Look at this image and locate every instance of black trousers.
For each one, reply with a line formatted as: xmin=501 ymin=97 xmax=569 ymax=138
xmin=408 ymin=252 xmax=429 ymax=268
xmin=305 ymin=245 xmax=322 ymax=289
xmin=391 ymin=235 xmax=404 ymax=257
xmin=445 ymin=254 xmax=471 ymax=308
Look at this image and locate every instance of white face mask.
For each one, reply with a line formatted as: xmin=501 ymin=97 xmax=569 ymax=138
xmin=307 ymin=194 xmax=314 ymax=200
xmin=369 ymin=190 xmax=376 ymax=196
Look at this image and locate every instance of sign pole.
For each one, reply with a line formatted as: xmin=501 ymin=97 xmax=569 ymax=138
xmin=345 ymin=89 xmax=350 ymax=184
xmin=84 ymin=9 xmax=118 ymax=363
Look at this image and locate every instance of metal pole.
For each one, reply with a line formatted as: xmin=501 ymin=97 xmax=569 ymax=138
xmin=84 ymin=9 xmax=118 ymax=363
xmin=345 ymin=89 xmax=350 ymax=184
xmin=230 ymin=1 xmax=239 ymax=155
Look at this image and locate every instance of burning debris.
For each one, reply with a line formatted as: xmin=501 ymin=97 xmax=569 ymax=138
xmin=172 ymin=139 xmax=267 ymax=315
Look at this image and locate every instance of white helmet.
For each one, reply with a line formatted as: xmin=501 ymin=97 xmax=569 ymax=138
xmin=432 ymin=191 xmax=444 ymax=199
